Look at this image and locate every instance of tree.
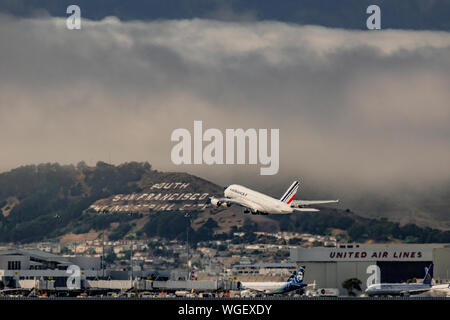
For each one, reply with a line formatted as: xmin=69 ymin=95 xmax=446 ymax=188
xmin=407 ymin=277 xmax=417 ymax=284
xmin=108 ymin=223 xmax=133 ymax=241
xmin=76 ymin=161 xmax=88 ymax=170
xmin=342 ymin=278 xmax=362 ymax=296
xmin=60 ymin=247 xmax=73 ymax=255
xmin=104 ymin=252 xmax=117 ymax=264
xmin=348 ymin=224 xmax=367 ymax=242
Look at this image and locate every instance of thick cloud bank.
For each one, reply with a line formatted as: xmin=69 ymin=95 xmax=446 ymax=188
xmin=0 ymin=15 xmax=449 ymax=202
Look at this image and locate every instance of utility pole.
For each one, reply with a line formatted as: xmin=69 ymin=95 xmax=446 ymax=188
xmin=130 ymin=242 xmax=134 ymax=281
xmin=102 ymin=232 xmax=105 ymax=278
xmin=185 ymin=212 xmax=190 ymax=281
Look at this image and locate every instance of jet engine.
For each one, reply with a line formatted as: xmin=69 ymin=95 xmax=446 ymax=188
xmin=210 ymin=197 xmax=231 ymax=207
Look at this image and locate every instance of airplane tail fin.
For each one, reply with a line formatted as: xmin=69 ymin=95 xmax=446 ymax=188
xmin=280 ymin=181 xmax=299 ymax=204
xmin=288 ymin=265 xmax=306 ymax=285
xmin=422 ymin=263 xmax=433 ymax=285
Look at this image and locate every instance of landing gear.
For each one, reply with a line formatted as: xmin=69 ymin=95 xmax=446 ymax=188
xmin=400 ymin=292 xmax=410 ymax=297
xmin=244 ymin=209 xmax=267 ymax=215
xmin=251 ymin=210 xmax=268 ymax=215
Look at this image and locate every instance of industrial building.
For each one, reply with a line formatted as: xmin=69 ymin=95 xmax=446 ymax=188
xmin=0 ymin=249 xmax=169 ymax=290
xmin=0 ymin=249 xmax=238 ymax=295
xmin=290 ymin=243 xmax=450 ymax=294
xmin=231 ymin=262 xmax=297 ymax=277
xmin=0 ymin=249 xmax=102 ymax=289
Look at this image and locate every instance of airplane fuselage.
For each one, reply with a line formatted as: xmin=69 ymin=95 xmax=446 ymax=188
xmin=224 ymin=184 xmax=293 ymax=214
xmin=365 ymin=283 xmax=431 ymax=296
xmin=210 ymin=180 xmax=331 ymax=214
xmin=241 ymin=281 xmax=306 ymax=295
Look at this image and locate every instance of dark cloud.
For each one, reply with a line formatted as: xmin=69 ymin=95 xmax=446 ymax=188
xmin=0 ymin=16 xmax=449 ymax=225
xmin=1 ymin=0 xmax=450 ymax=30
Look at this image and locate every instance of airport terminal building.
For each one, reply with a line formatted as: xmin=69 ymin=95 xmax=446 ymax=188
xmin=291 ymin=243 xmax=450 ymax=293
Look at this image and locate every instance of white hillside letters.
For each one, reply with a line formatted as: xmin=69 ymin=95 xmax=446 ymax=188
xmin=171 ymin=121 xmax=279 ymax=175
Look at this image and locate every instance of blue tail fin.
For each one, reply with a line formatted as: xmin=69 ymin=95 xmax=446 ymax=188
xmin=422 ymin=263 xmax=433 ymax=285
xmin=288 ymin=265 xmax=306 ymax=285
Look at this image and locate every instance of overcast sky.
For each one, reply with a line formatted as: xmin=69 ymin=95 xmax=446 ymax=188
xmin=0 ymin=15 xmax=449 ymax=198
xmin=1 ymin=0 xmax=450 ymax=30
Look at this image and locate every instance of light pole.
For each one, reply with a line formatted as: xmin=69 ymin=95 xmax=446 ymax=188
xmin=130 ymin=242 xmax=134 ymax=281
xmin=185 ymin=212 xmax=190 ymax=281
xmin=102 ymin=232 xmax=105 ymax=278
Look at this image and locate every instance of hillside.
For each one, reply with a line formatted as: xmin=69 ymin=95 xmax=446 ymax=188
xmin=0 ymin=162 xmax=449 ymax=244
xmin=345 ymin=186 xmax=450 ymax=230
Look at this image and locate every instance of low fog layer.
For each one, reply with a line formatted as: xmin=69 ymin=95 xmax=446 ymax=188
xmin=0 ymin=15 xmax=449 ymax=226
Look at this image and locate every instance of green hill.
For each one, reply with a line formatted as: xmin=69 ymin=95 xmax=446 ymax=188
xmin=0 ymin=161 xmax=449 ymax=244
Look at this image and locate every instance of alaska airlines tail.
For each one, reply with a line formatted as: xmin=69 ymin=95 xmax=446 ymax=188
xmin=280 ymin=181 xmax=299 ymax=204
xmin=422 ymin=264 xmax=433 ymax=285
xmin=288 ymin=265 xmax=306 ymax=286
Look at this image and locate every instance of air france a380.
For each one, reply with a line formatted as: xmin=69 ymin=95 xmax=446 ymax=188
xmin=209 ymin=180 xmax=338 ymax=215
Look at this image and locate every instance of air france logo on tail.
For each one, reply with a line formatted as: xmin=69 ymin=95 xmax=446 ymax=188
xmin=280 ymin=181 xmax=299 ymax=204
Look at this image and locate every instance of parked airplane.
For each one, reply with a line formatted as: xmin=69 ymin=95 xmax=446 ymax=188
xmin=365 ymin=264 xmax=434 ymax=297
xmin=416 ymin=283 xmax=450 ymax=298
xmin=240 ymin=266 xmax=308 ymax=295
xmin=209 ymin=180 xmax=338 ymax=215
xmin=428 ymin=283 xmax=450 ymax=297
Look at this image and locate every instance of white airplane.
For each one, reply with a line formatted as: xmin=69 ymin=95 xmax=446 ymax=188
xmin=429 ymin=284 xmax=450 ymax=297
xmin=419 ymin=283 xmax=450 ymax=298
xmin=365 ymin=264 xmax=434 ymax=297
xmin=209 ymin=180 xmax=338 ymax=215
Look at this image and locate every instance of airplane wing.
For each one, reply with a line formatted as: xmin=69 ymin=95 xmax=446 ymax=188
xmin=240 ymin=282 xmax=291 ymax=295
xmin=407 ymin=288 xmax=432 ymax=294
xmin=293 ymin=208 xmax=320 ymax=213
xmin=291 ymin=200 xmax=339 ymax=207
xmin=240 ymin=286 xmax=266 ymax=294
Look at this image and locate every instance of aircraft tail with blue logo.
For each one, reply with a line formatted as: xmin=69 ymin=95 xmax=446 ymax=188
xmin=288 ymin=265 xmax=307 ymax=287
xmin=422 ymin=263 xmax=434 ymax=285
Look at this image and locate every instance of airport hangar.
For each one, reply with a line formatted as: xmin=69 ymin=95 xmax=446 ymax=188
xmin=290 ymin=243 xmax=450 ymax=292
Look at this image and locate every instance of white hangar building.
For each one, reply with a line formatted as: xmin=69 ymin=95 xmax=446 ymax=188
xmin=290 ymin=243 xmax=450 ymax=293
